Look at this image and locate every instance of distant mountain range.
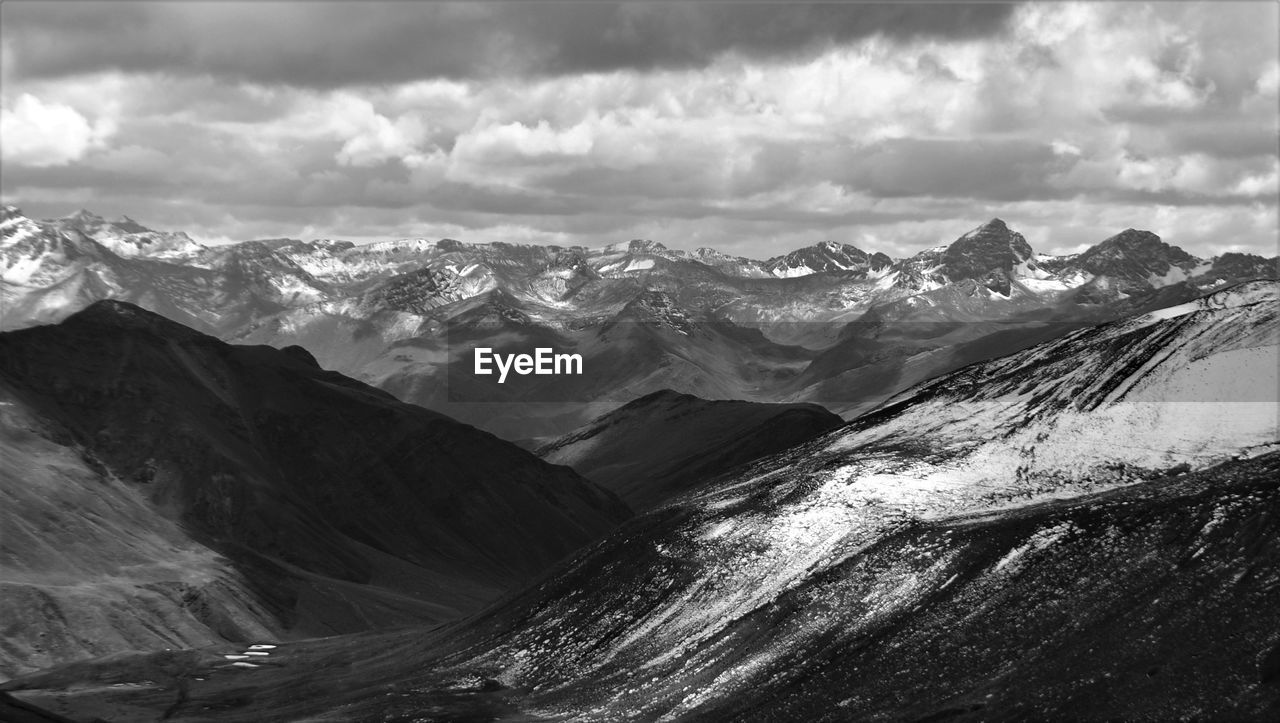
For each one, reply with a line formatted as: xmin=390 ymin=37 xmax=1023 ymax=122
xmin=3 ymin=206 xmax=1276 ymax=438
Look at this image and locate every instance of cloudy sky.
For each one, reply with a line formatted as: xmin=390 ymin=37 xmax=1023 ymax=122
xmin=2 ymin=1 xmax=1277 ymax=259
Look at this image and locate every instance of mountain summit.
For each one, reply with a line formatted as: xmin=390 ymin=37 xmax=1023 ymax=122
xmin=939 ymin=218 xmax=1036 ymax=294
xmin=1066 ymin=228 xmax=1199 ymax=289
xmin=54 ymin=209 xmax=206 ymax=259
xmin=766 ymin=240 xmax=878 ymax=277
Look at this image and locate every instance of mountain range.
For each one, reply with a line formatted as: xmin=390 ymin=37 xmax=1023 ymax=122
xmin=3 ymin=207 xmax=1274 ymax=441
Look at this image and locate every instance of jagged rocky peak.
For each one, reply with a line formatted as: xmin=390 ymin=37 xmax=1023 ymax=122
xmin=1207 ymin=252 xmax=1278 ymax=280
xmin=1102 ymin=227 xmax=1162 ymax=246
xmin=64 ymin=208 xmax=105 ymax=225
xmin=936 ymin=218 xmax=1036 ymax=294
xmin=817 ymin=240 xmax=853 ymax=253
xmin=688 ymin=247 xmax=774 ymax=277
xmin=61 ymin=208 xmax=151 ymax=233
xmin=2 ymin=208 xmax=99 ymax=262
xmin=1069 ymin=228 xmax=1198 ymax=284
xmin=61 ymin=209 xmax=148 ymax=232
xmin=766 ymin=240 xmax=872 ymax=277
xmin=624 ymin=239 xmax=668 ymax=254
xmin=0 ymin=208 xmax=48 ymax=251
xmin=1076 ymin=229 xmax=1194 ymax=266
xmin=51 ymin=208 xmax=205 ymax=259
xmin=816 ymin=240 xmax=867 ymax=260
xmin=111 ymin=214 xmax=151 ymax=233
xmin=695 ymin=246 xmax=741 ymax=263
xmin=944 ymin=218 xmax=1034 ymax=266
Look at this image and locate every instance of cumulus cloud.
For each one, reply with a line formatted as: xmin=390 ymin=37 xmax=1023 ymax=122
xmin=0 ymin=2 xmax=1276 ymax=260
xmin=332 ymin=104 xmax=428 ymax=168
xmin=0 ymin=93 xmax=114 ymax=166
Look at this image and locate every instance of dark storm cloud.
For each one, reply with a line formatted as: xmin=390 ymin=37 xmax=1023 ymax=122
xmin=3 ymin=1 xmax=1017 ymax=87
xmin=3 ymin=2 xmax=1275 ymax=260
xmin=3 ymin=161 xmax=173 ymax=194
xmin=831 ymin=138 xmax=1075 ymax=202
xmin=1140 ymin=122 xmax=1280 ymax=160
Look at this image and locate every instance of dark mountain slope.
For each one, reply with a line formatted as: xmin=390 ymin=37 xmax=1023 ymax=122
xmin=0 ymin=380 xmax=282 ymax=681
xmin=690 ymin=455 xmax=1280 ymax=721
xmin=0 ymin=301 xmax=629 ymax=676
xmin=539 ymin=390 xmax=842 ymax=511
xmin=445 ymin=453 xmax=1279 ymax=723
xmin=1204 ymin=251 xmax=1279 ymax=282
xmin=9 ymin=452 xmax=1277 ymax=721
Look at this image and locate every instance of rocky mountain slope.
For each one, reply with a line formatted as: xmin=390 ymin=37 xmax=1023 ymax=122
xmin=0 ymin=379 xmax=280 ymax=682
xmin=408 ymin=280 xmax=1275 ymax=721
xmin=2 ymin=207 xmax=275 ymax=335
xmin=53 ymin=209 xmax=207 ymax=259
xmin=1065 ymin=228 xmax=1201 ymax=291
xmin=7 ymin=280 xmax=1275 ymax=721
xmin=0 ymin=301 xmax=629 ymax=680
xmin=764 ymin=240 xmax=893 ymax=278
xmin=538 ymin=390 xmax=843 ymax=511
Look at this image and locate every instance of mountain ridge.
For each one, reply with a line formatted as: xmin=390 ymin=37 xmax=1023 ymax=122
xmin=538 ymin=389 xmax=844 ymax=510
xmin=5 ymin=206 xmax=1275 ymax=438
